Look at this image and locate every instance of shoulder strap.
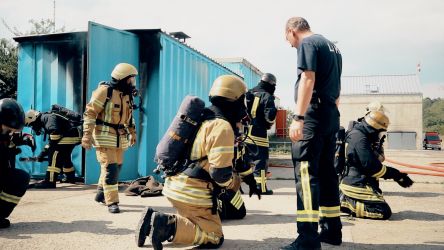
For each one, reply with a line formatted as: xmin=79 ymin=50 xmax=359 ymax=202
xmin=99 ymin=81 xmax=114 ymax=109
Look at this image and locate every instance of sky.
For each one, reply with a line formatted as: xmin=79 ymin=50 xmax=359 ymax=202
xmin=1 ymin=0 xmax=443 ymax=108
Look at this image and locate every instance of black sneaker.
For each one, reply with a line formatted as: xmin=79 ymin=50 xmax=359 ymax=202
xmin=0 ymin=218 xmax=10 ymax=229
xmin=34 ymin=180 xmax=56 ymax=189
xmin=108 ymin=204 xmax=120 ymax=213
xmin=135 ymin=207 xmax=155 ymax=247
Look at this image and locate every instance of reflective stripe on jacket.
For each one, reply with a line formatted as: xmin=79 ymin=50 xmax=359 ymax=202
xmin=83 ymin=84 xmax=135 ymax=148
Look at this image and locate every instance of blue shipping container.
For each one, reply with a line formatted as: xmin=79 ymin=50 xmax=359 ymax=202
xmin=14 ymin=22 xmax=263 ymax=184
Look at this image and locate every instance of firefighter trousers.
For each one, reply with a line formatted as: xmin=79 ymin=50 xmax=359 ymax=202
xmin=246 ymin=145 xmax=270 ymax=193
xmin=0 ymin=168 xmax=30 ymax=219
xmin=167 ymin=198 xmax=223 ymax=246
xmin=218 ymin=189 xmax=246 ymax=220
xmin=46 ymin=144 xmax=77 ymax=183
xmin=340 ymin=190 xmax=392 ymax=219
xmin=291 ymin=103 xmax=342 ymax=244
xmin=96 ymin=147 xmax=123 ymax=205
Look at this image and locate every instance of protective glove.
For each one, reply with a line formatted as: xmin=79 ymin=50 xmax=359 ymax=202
xmin=394 ymin=173 xmax=414 ymax=188
xmin=130 ymin=133 xmax=136 ymax=146
xmin=242 ymin=174 xmax=261 ymax=200
xmin=226 ymin=174 xmax=241 ymax=192
xmin=37 ymin=144 xmax=50 ymax=162
xmin=21 ymin=133 xmax=36 ymax=152
xmin=81 ymin=133 xmax=93 ymax=150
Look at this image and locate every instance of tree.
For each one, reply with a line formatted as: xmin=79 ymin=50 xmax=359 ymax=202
xmin=0 ymin=38 xmax=18 ymax=99
xmin=423 ymin=98 xmax=444 ymax=135
xmin=0 ymin=18 xmax=66 ymax=98
xmin=2 ymin=18 xmax=66 ymax=37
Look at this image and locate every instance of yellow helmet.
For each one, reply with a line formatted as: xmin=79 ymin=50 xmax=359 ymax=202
xmin=364 ymin=111 xmax=389 ymax=131
xmin=111 ymin=63 xmax=138 ymax=81
xmin=25 ymin=109 xmax=40 ymax=126
xmin=209 ymin=75 xmax=247 ymax=101
xmin=366 ymin=101 xmax=387 ymax=113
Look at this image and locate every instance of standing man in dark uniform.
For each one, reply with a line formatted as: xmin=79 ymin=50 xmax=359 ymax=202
xmin=24 ymin=109 xmax=81 ymax=188
xmin=0 ymin=98 xmax=30 ymax=228
xmin=282 ymin=17 xmax=342 ymax=250
xmin=245 ymin=73 xmax=277 ymax=195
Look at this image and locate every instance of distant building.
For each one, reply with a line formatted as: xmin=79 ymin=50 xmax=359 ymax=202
xmin=339 ymin=74 xmax=422 ymax=150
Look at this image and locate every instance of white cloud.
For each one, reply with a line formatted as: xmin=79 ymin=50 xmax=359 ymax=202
xmin=1 ymin=0 xmax=443 ymax=109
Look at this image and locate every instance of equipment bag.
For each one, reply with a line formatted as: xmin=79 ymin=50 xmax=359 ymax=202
xmin=50 ymin=104 xmax=83 ymax=127
xmin=154 ymin=95 xmax=206 ymax=177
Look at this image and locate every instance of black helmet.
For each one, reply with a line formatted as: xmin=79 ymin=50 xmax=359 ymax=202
xmin=261 ymin=73 xmax=277 ymax=85
xmin=0 ymin=98 xmax=25 ymax=130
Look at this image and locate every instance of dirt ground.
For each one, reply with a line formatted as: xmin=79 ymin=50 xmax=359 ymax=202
xmin=1 ymin=149 xmax=443 ymax=249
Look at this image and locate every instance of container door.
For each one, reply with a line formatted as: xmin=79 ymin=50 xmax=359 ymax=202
xmin=16 ymin=39 xmax=85 ymax=178
xmin=85 ymin=21 xmax=139 ymax=184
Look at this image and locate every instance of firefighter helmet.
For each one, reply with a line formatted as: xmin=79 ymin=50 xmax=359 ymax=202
xmin=261 ymin=73 xmax=277 ymax=85
xmin=209 ymin=75 xmax=247 ymax=101
xmin=24 ymin=109 xmax=40 ymax=126
xmin=111 ymin=63 xmax=138 ymax=81
xmin=366 ymin=101 xmax=387 ymax=113
xmin=0 ymin=98 xmax=25 ymax=130
xmin=364 ymin=111 xmax=389 ymax=131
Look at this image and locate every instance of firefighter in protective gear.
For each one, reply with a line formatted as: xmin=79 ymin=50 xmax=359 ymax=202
xmin=340 ymin=111 xmax=413 ymax=220
xmin=0 ymin=98 xmax=30 ymax=229
xmin=25 ymin=109 xmax=81 ymax=188
xmin=82 ymin=62 xmax=138 ymax=214
xmin=136 ymin=75 xmax=247 ymax=249
xmin=244 ymin=73 xmax=277 ymax=195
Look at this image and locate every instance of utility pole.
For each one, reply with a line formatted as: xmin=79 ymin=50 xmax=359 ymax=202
xmin=53 ymin=0 xmax=56 ymax=32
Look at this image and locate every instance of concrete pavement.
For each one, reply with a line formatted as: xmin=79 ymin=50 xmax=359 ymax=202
xmin=1 ymin=150 xmax=443 ymax=249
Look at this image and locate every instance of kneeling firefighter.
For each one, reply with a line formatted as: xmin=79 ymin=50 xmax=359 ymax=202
xmin=340 ymin=111 xmax=414 ymax=220
xmin=136 ymin=75 xmax=248 ymax=249
xmin=82 ymin=63 xmax=138 ymax=214
xmin=0 ymin=98 xmax=31 ymax=228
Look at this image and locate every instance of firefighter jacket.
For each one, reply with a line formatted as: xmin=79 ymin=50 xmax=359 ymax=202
xmin=245 ymin=84 xmax=277 ymax=147
xmin=163 ymin=118 xmax=236 ymax=207
xmin=83 ymin=84 xmax=136 ymax=149
xmin=340 ymin=122 xmax=390 ymax=202
xmin=39 ymin=113 xmax=81 ymax=146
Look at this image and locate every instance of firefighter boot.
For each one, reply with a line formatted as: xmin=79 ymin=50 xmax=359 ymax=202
xmin=33 ymin=180 xmax=56 ymax=189
xmin=108 ymin=203 xmax=120 ymax=214
xmin=61 ymin=171 xmax=76 ymax=184
xmin=280 ymin=236 xmax=321 ymax=250
xmin=34 ymin=171 xmax=57 ymax=189
xmin=95 ymin=187 xmax=105 ymax=205
xmin=319 ymin=217 xmax=342 ymax=246
xmin=0 ymin=218 xmax=10 ymax=229
xmin=196 ymin=237 xmax=224 ymax=249
xmin=135 ymin=207 xmax=155 ymax=247
xmin=150 ymin=212 xmax=176 ymax=250
xmin=257 ymin=184 xmax=273 ymax=195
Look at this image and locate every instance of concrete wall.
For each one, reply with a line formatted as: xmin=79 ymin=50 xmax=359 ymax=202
xmin=339 ymin=94 xmax=423 ymax=149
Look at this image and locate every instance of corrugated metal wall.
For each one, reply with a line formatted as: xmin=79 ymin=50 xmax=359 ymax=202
xmin=16 ymin=36 xmax=85 ymax=177
xmin=138 ymin=33 xmax=236 ymax=176
xmin=219 ymin=62 xmax=261 ymax=89
xmin=15 ymin=24 xmax=260 ymax=182
xmin=85 ymin=22 xmax=140 ymax=184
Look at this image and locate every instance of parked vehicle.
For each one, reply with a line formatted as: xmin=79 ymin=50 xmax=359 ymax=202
xmin=423 ymin=132 xmax=442 ymax=150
